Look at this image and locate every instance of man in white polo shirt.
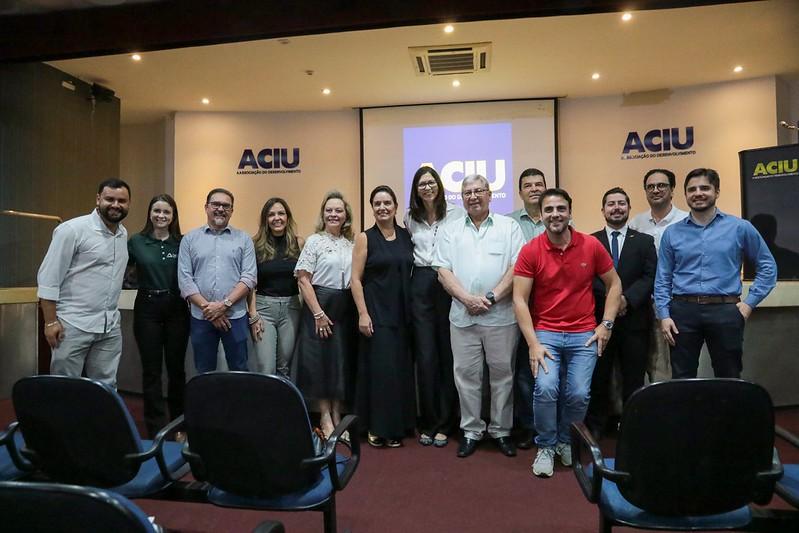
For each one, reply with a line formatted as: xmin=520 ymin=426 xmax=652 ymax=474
xmin=433 ymin=174 xmax=525 ymax=458
xmin=628 ymin=168 xmax=688 ymax=382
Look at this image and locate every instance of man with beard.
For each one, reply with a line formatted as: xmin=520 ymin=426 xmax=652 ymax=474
xmin=178 ymin=188 xmax=257 ymax=373
xmin=629 ymin=169 xmax=687 ymax=381
xmin=433 ymin=174 xmax=525 ymax=458
xmin=513 ymin=188 xmax=621 ymax=478
xmin=585 ymin=188 xmax=656 ymax=439
xmin=655 ymin=168 xmax=776 ymax=378
xmin=37 ymin=178 xmax=132 ymax=387
xmin=507 ymin=168 xmax=548 ymax=449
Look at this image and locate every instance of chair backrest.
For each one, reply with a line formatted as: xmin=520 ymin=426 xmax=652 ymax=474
xmin=615 ymin=379 xmax=775 ymax=516
xmin=12 ymin=375 xmax=143 ymax=487
xmin=184 ymin=372 xmax=320 ymax=497
xmin=0 ymin=481 xmax=157 ymax=533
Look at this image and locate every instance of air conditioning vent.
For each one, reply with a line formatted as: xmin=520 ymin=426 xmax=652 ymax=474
xmin=409 ymin=42 xmax=492 ymax=76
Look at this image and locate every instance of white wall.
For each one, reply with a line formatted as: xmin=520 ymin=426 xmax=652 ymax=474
xmin=172 ymin=111 xmax=360 ymax=239
xmin=559 ymin=76 xmax=779 ymax=231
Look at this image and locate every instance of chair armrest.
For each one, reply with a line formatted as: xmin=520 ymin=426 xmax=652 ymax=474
xmin=776 ymin=425 xmax=799 ymax=449
xmin=301 ymin=415 xmax=360 ymax=491
xmin=752 ymin=447 xmax=784 ymax=505
xmin=1 ymin=422 xmax=35 ymax=472
xmin=124 ymin=415 xmax=186 ymax=482
xmin=571 ymin=421 xmax=605 ymax=503
xmin=181 ymin=444 xmax=208 ymax=481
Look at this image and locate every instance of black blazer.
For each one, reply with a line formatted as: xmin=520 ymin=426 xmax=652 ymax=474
xmin=592 ymin=228 xmax=657 ymax=331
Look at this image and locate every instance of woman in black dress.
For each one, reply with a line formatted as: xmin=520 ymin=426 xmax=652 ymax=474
xmin=351 ymin=185 xmax=416 ymax=447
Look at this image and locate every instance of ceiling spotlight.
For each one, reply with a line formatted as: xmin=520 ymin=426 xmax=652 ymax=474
xmin=452 ymin=79 xmax=461 ymax=87
xmin=201 ymin=98 xmax=210 ymax=105
xmin=733 ymin=65 xmax=743 ymax=73
xmin=444 ymin=24 xmax=454 ymax=33
xmin=592 ymin=72 xmax=601 ymax=80
xmin=322 ymin=88 xmax=331 ymax=95
xmin=621 ymin=12 xmax=632 ymax=21
xmin=131 ymin=53 xmax=141 ymax=61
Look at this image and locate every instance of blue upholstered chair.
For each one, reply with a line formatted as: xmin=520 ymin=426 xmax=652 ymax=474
xmin=0 ymin=480 xmax=160 ymax=532
xmin=182 ymin=372 xmax=360 ymax=533
xmin=571 ymin=379 xmax=783 ymax=533
xmin=0 ymin=423 xmax=27 ymax=481
xmin=11 ymin=375 xmax=189 ymax=498
xmin=775 ymin=425 xmax=799 ymax=509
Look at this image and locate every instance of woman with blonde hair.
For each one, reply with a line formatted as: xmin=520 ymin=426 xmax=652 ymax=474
xmin=294 ymin=190 xmax=356 ymax=438
xmin=247 ymin=197 xmax=304 ymax=377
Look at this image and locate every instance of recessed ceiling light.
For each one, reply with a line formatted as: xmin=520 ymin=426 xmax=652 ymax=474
xmin=452 ymin=79 xmax=461 ymax=87
xmin=592 ymin=72 xmax=601 ymax=80
xmin=444 ymin=24 xmax=454 ymax=33
xmin=621 ymin=12 xmax=632 ymax=21
xmin=322 ymin=88 xmax=331 ymax=95
xmin=733 ymin=65 xmax=743 ymax=73
xmin=201 ymin=98 xmax=210 ymax=105
xmin=131 ymin=53 xmax=141 ymax=61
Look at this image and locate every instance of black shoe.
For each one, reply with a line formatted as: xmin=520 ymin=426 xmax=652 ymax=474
xmin=495 ymin=436 xmax=517 ymax=457
xmin=456 ymin=437 xmax=480 ymax=458
xmin=516 ymin=430 xmax=534 ymax=450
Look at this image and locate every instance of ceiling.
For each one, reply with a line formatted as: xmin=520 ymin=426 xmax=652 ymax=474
xmin=47 ymin=0 xmax=799 ymax=125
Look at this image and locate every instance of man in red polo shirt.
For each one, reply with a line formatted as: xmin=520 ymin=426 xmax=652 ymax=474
xmin=513 ymin=188 xmax=621 ymax=478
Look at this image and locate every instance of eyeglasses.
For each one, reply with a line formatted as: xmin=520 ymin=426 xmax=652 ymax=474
xmin=417 ymin=181 xmax=438 ymax=190
xmin=208 ymin=201 xmax=233 ymax=211
xmin=645 ymin=183 xmax=670 ymax=192
xmin=462 ymin=188 xmax=489 ymax=198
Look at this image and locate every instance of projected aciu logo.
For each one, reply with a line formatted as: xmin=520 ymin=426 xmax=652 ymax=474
xmin=621 ymin=127 xmax=695 ymax=160
xmin=422 ymin=160 xmax=507 ymax=196
xmin=752 ymin=158 xmax=799 ymax=179
xmin=236 ymin=148 xmax=301 ymax=175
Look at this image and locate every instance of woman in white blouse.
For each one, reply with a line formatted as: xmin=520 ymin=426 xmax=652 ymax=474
xmin=295 ymin=190 xmax=356 ymax=439
xmin=404 ymin=166 xmax=466 ymax=448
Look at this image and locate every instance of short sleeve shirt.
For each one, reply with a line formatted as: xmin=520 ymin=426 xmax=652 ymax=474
xmin=514 ymin=229 xmax=614 ymax=333
xmin=294 ymin=232 xmax=354 ymax=289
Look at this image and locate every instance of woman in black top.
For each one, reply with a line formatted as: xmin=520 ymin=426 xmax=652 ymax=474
xmin=128 ymin=194 xmax=189 ymax=439
xmin=247 ymin=197 xmax=304 ymax=377
xmin=351 ymin=185 xmax=416 ymax=447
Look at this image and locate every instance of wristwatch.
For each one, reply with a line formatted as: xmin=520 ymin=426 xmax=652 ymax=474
xmin=223 ymin=298 xmax=233 ymax=308
xmin=601 ymin=319 xmax=614 ymax=330
xmin=485 ymin=291 xmax=496 ymax=305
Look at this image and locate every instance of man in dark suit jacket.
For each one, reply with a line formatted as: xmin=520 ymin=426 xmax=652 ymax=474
xmin=586 ymin=187 xmax=657 ymax=438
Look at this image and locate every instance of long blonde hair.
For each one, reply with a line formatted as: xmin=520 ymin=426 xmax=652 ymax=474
xmin=252 ymin=197 xmax=301 ymax=262
xmin=315 ymin=190 xmax=355 ymax=241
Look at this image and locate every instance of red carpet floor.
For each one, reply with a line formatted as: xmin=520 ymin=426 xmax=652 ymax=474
xmin=2 ymin=396 xmax=798 ymax=533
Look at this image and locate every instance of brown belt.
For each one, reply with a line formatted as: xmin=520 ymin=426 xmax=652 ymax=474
xmin=673 ymin=294 xmax=740 ymax=304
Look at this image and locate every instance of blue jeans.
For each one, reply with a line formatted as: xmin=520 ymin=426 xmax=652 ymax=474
xmin=533 ymin=330 xmax=597 ymax=447
xmin=190 ymin=316 xmax=249 ymax=373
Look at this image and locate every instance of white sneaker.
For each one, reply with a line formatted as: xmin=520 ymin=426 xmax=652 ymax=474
xmin=555 ymin=442 xmax=572 ymax=467
xmin=532 ymin=447 xmax=555 ymax=477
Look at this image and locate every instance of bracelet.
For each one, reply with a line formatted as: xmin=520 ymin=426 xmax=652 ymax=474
xmin=248 ymin=315 xmax=260 ymax=325
xmin=313 ymin=311 xmax=325 ymax=319
xmin=45 ymin=320 xmax=60 ymax=328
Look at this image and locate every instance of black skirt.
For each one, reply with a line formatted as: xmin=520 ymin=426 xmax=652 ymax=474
xmin=295 ymin=286 xmax=355 ymax=403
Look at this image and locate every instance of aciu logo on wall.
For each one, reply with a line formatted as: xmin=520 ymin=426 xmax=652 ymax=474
xmin=621 ymin=127 xmax=695 ymax=161
xmin=236 ymin=147 xmax=301 ymax=175
xmin=403 ymin=123 xmax=514 ymax=213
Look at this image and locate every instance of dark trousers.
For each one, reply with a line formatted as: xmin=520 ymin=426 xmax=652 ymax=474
xmin=669 ymin=300 xmax=744 ymax=378
xmin=190 ymin=315 xmax=249 ymax=374
xmin=411 ymin=267 xmax=458 ymax=437
xmin=133 ymin=292 xmax=190 ymax=438
xmin=514 ymin=335 xmax=535 ymax=431
xmin=586 ymin=325 xmax=648 ymax=432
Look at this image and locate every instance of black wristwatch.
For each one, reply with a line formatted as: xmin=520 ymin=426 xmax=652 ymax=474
xmin=485 ymin=291 xmax=496 ymax=305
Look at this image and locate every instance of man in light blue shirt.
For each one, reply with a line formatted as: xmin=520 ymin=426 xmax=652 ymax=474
xmin=507 ymin=168 xmax=548 ymax=241
xmin=655 ymin=168 xmax=776 ymax=378
xmin=433 ymin=174 xmax=525 ymax=458
xmin=178 ymin=188 xmax=257 ymax=373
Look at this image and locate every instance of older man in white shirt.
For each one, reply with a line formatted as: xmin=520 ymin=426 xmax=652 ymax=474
xmin=628 ymin=168 xmax=688 ymax=382
xmin=37 ymin=179 xmax=131 ymax=388
xmin=433 ymin=174 xmax=525 ymax=458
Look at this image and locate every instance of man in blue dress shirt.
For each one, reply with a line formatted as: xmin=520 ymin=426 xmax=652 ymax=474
xmin=654 ymin=168 xmax=777 ymax=378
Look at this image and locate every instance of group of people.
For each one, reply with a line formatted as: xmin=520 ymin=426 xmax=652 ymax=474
xmin=37 ymin=164 xmax=777 ymax=478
